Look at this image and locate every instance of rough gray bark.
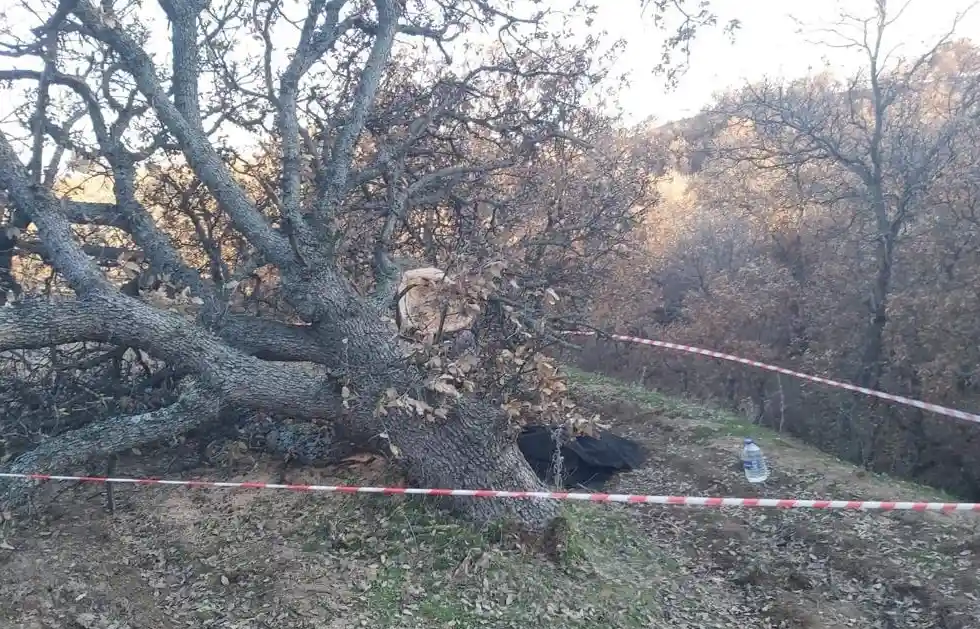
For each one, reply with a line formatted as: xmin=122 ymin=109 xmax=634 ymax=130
xmin=2 ymin=382 xmax=218 ymax=508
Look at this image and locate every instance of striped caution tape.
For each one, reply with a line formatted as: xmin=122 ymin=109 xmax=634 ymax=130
xmin=1 ymin=473 xmax=977 ymax=511
xmin=564 ymin=331 xmax=980 ymax=425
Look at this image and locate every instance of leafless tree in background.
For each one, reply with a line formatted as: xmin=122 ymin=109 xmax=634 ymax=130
xmin=584 ymin=0 xmax=980 ymax=494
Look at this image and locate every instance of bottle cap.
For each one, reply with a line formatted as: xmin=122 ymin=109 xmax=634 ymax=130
xmin=743 ymin=437 xmax=754 ymax=445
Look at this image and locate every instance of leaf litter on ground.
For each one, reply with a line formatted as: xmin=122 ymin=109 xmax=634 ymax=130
xmin=0 ymin=368 xmax=977 ymax=629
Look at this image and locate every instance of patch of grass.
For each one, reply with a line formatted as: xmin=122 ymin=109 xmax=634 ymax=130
xmin=563 ymin=366 xmax=674 ymax=411
xmin=709 ymin=414 xmax=784 ymax=443
xmin=417 ymin=597 xmax=473 ymax=624
xmin=289 ymin=492 xmax=673 ymax=628
xmin=564 ymin=367 xmax=788 ymax=445
xmin=364 ymin=564 xmax=409 ymax=624
xmin=566 ymin=366 xmax=960 ymax=502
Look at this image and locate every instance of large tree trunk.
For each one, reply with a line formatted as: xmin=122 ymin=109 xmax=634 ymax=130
xmin=276 ymin=264 xmax=559 ymax=526
xmin=0 ymin=255 xmax=558 ymax=530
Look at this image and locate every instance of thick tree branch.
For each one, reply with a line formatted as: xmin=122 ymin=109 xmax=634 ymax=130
xmin=278 ymin=0 xmax=346 ymax=235
xmin=0 ymin=295 xmax=339 ymax=417
xmin=60 ymin=200 xmax=129 ymax=228
xmin=217 ymin=314 xmax=337 ymax=364
xmin=70 ymin=0 xmax=294 ymax=266
xmin=1 ymin=381 xmax=219 ymax=508
xmin=16 ymin=238 xmax=132 ymax=263
xmin=109 ymin=156 xmax=219 ymax=311
xmin=27 ymin=27 xmax=57 ymax=183
xmin=158 ymin=0 xmax=207 ymax=133
xmin=0 ymin=133 xmax=111 ymax=294
xmin=312 ymin=0 xmax=400 ymax=239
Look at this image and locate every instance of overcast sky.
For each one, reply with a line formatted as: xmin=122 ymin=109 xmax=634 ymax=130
xmin=0 ymin=0 xmax=976 ymax=143
xmin=593 ymin=0 xmax=980 ymax=123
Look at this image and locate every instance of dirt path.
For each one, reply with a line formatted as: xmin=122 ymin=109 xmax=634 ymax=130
xmin=572 ymin=378 xmax=980 ymax=629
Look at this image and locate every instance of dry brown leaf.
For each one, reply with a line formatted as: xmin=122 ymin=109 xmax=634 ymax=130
xmin=340 ymin=453 xmax=378 ymax=464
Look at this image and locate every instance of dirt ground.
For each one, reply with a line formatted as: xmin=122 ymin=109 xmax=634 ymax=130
xmin=1 ymin=370 xmax=978 ymax=629
xmin=572 ymin=371 xmax=980 ymax=629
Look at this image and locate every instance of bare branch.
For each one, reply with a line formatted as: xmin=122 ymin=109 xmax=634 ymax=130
xmin=0 ymin=132 xmax=111 ymax=294
xmin=311 ymin=0 xmax=400 ymax=240
xmin=0 ymin=69 xmax=112 ymax=149
xmin=70 ymin=0 xmax=294 ymax=265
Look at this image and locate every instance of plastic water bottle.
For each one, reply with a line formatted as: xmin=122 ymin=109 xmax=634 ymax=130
xmin=741 ymin=438 xmax=769 ymax=483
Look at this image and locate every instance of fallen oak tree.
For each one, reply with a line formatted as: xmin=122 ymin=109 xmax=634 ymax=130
xmin=0 ymin=139 xmax=555 ymax=525
xmin=0 ymin=0 xmax=694 ymax=529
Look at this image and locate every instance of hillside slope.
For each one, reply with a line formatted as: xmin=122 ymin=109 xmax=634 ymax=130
xmin=569 ymin=370 xmax=980 ymax=629
xmin=2 ymin=370 xmax=978 ymax=629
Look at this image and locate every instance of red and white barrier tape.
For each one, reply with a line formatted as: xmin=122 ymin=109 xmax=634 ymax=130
xmin=565 ymin=331 xmax=980 ymax=426
xmin=1 ymin=472 xmax=977 ymax=511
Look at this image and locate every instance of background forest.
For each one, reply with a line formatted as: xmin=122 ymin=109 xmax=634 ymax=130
xmin=582 ymin=31 xmax=980 ymax=499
